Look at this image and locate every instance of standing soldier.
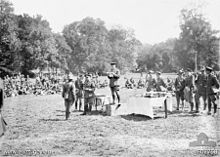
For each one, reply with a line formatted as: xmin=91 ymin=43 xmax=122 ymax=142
xmin=155 ymin=71 xmax=167 ymax=92
xmin=174 ymin=70 xmax=185 ymax=110
xmin=62 ymin=75 xmax=76 ymax=120
xmin=146 ymin=70 xmax=156 ymax=92
xmin=107 ymin=62 xmax=121 ymax=105
xmin=0 ymin=77 xmax=7 ymax=142
xmin=75 ymin=74 xmax=84 ymax=111
xmin=194 ymin=66 xmax=207 ymax=113
xmin=206 ymin=66 xmax=219 ymax=116
xmin=0 ymin=78 xmax=3 ymax=113
xmin=184 ymin=68 xmax=195 ymax=112
xmin=83 ymin=73 xmax=96 ymax=115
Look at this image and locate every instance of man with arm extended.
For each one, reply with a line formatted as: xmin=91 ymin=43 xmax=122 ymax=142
xmin=107 ymin=62 xmax=121 ymax=105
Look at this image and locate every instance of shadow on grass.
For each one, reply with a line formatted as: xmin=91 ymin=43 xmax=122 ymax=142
xmin=55 ymin=110 xmax=65 ymax=112
xmin=176 ymin=113 xmax=202 ymax=117
xmin=120 ymin=113 xmax=163 ymax=121
xmin=39 ymin=118 xmax=66 ymax=121
xmin=77 ymin=110 xmax=107 ymax=116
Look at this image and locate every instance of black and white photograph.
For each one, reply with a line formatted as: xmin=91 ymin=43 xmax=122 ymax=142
xmin=0 ymin=0 xmax=220 ymax=156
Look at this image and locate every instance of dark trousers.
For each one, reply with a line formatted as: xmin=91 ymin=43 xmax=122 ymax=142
xmin=64 ymin=100 xmax=73 ymax=119
xmin=110 ymin=86 xmax=120 ymax=104
xmin=195 ymin=92 xmax=207 ymax=111
xmin=84 ymin=97 xmax=94 ymax=113
xmin=207 ymin=94 xmax=217 ymax=113
xmin=176 ymin=90 xmax=184 ymax=110
xmin=75 ymin=96 xmax=82 ymax=110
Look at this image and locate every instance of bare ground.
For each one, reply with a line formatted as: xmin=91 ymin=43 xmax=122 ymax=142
xmin=0 ymin=87 xmax=219 ymax=157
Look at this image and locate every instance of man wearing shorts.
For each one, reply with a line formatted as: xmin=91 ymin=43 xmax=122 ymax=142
xmin=108 ymin=62 xmax=120 ymax=105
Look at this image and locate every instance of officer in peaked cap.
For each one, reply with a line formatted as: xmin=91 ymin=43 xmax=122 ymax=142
xmin=206 ymin=66 xmax=219 ymax=116
xmin=110 ymin=61 xmax=117 ymax=65
xmin=175 ymin=69 xmax=185 ymax=110
xmin=62 ymin=73 xmax=76 ymax=120
xmin=184 ymin=67 xmax=195 ymax=112
xmin=108 ymin=61 xmax=121 ymax=106
xmin=83 ymin=72 xmax=96 ymax=115
xmin=206 ymin=66 xmax=213 ymax=72
xmin=194 ymin=66 xmax=207 ymax=113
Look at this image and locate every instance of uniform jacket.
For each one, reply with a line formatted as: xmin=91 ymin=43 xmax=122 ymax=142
xmin=155 ymin=77 xmax=166 ymax=91
xmin=206 ymin=74 xmax=219 ymax=95
xmin=75 ymin=80 xmax=84 ymax=97
xmin=0 ymin=79 xmax=4 ymax=110
xmin=62 ymin=81 xmax=76 ymax=102
xmin=195 ymin=73 xmax=207 ymax=88
xmin=174 ymin=76 xmax=185 ymax=92
xmin=108 ymin=68 xmax=120 ymax=87
xmin=184 ymin=75 xmax=195 ymax=89
xmin=83 ymin=80 xmax=95 ymax=99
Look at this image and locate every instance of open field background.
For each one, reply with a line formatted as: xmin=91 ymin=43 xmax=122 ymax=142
xmin=0 ymin=73 xmax=219 ymax=157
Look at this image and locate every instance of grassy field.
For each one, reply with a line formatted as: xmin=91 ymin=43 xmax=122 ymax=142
xmin=0 ymin=74 xmax=220 ymax=157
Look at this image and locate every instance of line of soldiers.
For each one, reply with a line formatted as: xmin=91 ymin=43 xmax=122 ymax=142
xmin=62 ymin=62 xmax=121 ymax=120
xmin=174 ymin=66 xmax=220 ymax=116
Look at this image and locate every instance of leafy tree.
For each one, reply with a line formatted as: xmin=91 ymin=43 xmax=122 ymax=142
xmin=0 ymin=0 xmax=20 ymax=72
xmin=175 ymin=8 xmax=219 ymax=70
xmin=15 ymin=14 xmax=57 ymax=74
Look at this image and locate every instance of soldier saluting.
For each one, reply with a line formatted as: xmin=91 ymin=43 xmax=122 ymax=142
xmin=205 ymin=66 xmax=219 ymax=116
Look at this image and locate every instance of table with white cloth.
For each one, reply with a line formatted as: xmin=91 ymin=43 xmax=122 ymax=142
xmin=112 ymin=92 xmax=173 ymax=119
xmin=94 ymin=94 xmax=111 ymax=110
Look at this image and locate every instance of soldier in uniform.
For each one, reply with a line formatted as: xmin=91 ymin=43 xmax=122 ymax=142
xmin=146 ymin=70 xmax=156 ymax=92
xmin=184 ymin=68 xmax=195 ymax=112
xmin=75 ymin=74 xmax=84 ymax=111
xmin=62 ymin=75 xmax=76 ymax=120
xmin=174 ymin=70 xmax=185 ymax=110
xmin=194 ymin=66 xmax=207 ymax=112
xmin=155 ymin=71 xmax=167 ymax=92
xmin=206 ymin=66 xmax=220 ymax=116
xmin=0 ymin=77 xmax=7 ymax=140
xmin=83 ymin=73 xmax=96 ymax=115
xmin=107 ymin=62 xmax=120 ymax=105
xmin=0 ymin=78 xmax=3 ymax=113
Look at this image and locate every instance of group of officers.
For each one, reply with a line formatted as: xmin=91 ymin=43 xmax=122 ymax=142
xmin=174 ymin=66 xmax=219 ymax=116
xmin=62 ymin=62 xmax=121 ymax=120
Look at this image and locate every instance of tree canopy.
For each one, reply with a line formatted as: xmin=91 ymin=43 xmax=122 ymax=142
xmin=0 ymin=0 xmax=219 ymax=77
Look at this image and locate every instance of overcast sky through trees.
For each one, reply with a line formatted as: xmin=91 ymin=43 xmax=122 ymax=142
xmin=10 ymin=0 xmax=220 ymax=44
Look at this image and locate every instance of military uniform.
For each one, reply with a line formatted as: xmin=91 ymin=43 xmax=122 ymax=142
xmin=0 ymin=78 xmax=7 ymax=138
xmin=195 ymin=71 xmax=207 ymax=111
xmin=184 ymin=70 xmax=195 ymax=111
xmin=0 ymin=78 xmax=3 ymax=110
xmin=155 ymin=72 xmax=167 ymax=92
xmin=174 ymin=72 xmax=185 ymax=110
xmin=108 ymin=62 xmax=120 ymax=104
xmin=206 ymin=67 xmax=219 ymax=115
xmin=146 ymin=71 xmax=156 ymax=92
xmin=83 ymin=74 xmax=96 ymax=115
xmin=75 ymin=77 xmax=84 ymax=111
xmin=62 ymin=78 xmax=76 ymax=120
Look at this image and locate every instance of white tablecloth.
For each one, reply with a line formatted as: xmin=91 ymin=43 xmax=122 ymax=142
xmin=112 ymin=94 xmax=172 ymax=118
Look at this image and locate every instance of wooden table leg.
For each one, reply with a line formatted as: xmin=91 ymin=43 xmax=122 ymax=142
xmin=164 ymin=99 xmax=168 ymax=118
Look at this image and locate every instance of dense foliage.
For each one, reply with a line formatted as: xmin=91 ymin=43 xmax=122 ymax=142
xmin=0 ymin=0 xmax=219 ymax=77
